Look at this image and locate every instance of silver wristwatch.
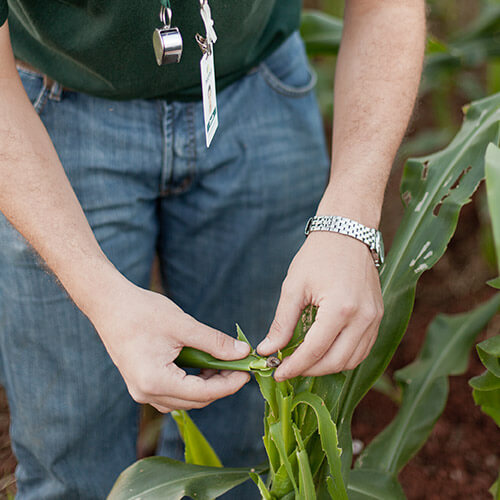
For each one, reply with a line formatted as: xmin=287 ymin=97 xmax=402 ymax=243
xmin=305 ymin=215 xmax=385 ymax=268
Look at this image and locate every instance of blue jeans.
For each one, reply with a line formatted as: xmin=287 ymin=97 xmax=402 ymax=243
xmin=0 ymin=32 xmax=329 ymax=499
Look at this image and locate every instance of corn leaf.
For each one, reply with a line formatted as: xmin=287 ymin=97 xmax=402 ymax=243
xmin=296 ymin=449 xmax=316 ymax=500
xmin=269 ymin=421 xmax=299 ymax=497
xmin=235 ymin=323 xmax=252 ymax=346
xmin=107 ymin=457 xmax=255 ymax=500
xmin=293 ymin=423 xmax=316 ymax=499
xmin=346 ymin=469 xmax=405 ymax=500
xmin=249 ymin=473 xmax=272 ymax=500
xmin=171 ymin=410 xmax=222 ymax=468
xmin=356 ymin=294 xmax=500 ymax=474
xmin=470 ymin=334 xmax=500 ymax=427
xmin=338 ymin=91 xmax=500 ymax=475
xmin=471 ymin=370 xmax=500 ymax=426
xmin=300 ymin=10 xmax=343 ymax=56
xmin=485 ymin=143 xmax=500 ymax=270
xmin=477 ymin=335 xmax=500 ymax=378
xmin=292 ymin=392 xmax=347 ymax=500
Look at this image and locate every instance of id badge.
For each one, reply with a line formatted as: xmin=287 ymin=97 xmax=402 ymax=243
xmin=200 ymin=47 xmax=218 ymax=148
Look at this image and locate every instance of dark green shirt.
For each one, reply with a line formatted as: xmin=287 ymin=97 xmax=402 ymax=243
xmin=0 ymin=1 xmax=301 ymax=101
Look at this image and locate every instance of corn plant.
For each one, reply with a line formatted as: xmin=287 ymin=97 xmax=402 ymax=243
xmin=107 ymin=90 xmax=500 ymax=499
xmin=469 ymin=143 xmax=500 ymax=498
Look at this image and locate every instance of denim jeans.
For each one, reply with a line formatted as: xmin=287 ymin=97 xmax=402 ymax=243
xmin=0 ymin=32 xmax=330 ymax=499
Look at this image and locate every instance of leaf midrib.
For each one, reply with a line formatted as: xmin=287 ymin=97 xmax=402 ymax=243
xmin=383 ymin=314 xmax=478 ymax=472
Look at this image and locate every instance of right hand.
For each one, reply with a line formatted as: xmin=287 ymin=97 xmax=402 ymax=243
xmin=87 ymin=276 xmax=252 ymax=414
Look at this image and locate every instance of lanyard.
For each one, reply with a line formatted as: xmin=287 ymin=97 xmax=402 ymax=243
xmin=152 ymin=1 xmax=219 ymax=147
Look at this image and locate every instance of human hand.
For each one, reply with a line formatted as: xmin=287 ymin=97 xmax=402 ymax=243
xmin=88 ymin=277 xmax=251 ymax=413
xmin=257 ymin=231 xmax=383 ymax=381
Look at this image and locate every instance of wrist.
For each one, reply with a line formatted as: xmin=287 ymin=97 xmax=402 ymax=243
xmin=61 ymin=255 xmax=128 ymax=320
xmin=305 ymin=215 xmax=385 ymax=268
xmin=317 ymin=172 xmax=385 ymax=228
xmin=316 ymin=195 xmax=382 ymax=229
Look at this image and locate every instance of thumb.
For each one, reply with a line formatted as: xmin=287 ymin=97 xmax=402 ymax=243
xmin=257 ymin=281 xmax=305 ymax=356
xmin=184 ymin=323 xmax=251 ymax=361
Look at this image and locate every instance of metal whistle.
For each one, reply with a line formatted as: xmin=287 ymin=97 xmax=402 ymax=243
xmin=153 ymin=6 xmax=183 ymax=65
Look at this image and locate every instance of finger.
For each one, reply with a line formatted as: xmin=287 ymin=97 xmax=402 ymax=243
xmin=301 ymin=323 xmax=367 ymax=377
xmin=361 ymin=329 xmax=378 ymax=360
xmin=273 ymin=307 xmax=344 ymax=381
xmin=182 ymin=322 xmax=251 ymax=361
xmin=152 ymin=395 xmax=215 ymax=411
xmin=199 ymin=369 xmax=218 ymax=380
xmin=344 ymin=332 xmax=373 ymax=370
xmin=257 ymin=279 xmax=307 ymax=356
xmin=151 ymin=403 xmax=173 ymax=414
xmin=160 ymin=363 xmax=251 ymax=402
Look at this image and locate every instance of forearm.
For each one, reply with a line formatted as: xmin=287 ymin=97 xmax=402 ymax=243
xmin=0 ymin=84 xmax=121 ymax=314
xmin=318 ymin=0 xmax=426 ymax=227
xmin=0 ymin=27 xmax=120 ymax=315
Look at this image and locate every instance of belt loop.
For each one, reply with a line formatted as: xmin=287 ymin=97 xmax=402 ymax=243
xmin=42 ymin=75 xmax=63 ymax=102
xmin=49 ymin=81 xmax=63 ymax=101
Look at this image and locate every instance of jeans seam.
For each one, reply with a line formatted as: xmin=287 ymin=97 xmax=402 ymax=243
xmin=186 ymin=103 xmax=197 ymax=180
xmin=258 ymin=62 xmax=317 ymax=98
xmin=33 ymin=84 xmax=50 ymax=114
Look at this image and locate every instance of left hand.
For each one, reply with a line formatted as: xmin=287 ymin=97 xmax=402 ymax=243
xmin=257 ymin=230 xmax=384 ymax=381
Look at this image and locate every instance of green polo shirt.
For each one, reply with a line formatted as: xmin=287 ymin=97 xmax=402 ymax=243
xmin=0 ymin=1 xmax=301 ymax=101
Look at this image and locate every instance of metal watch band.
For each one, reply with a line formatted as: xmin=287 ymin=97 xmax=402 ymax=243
xmin=304 ymin=215 xmax=385 ymax=268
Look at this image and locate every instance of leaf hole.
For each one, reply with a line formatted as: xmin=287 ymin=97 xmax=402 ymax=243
xmin=449 ymin=165 xmax=472 ymax=190
xmin=433 ymin=194 xmax=448 ymax=216
xmin=432 ymin=165 xmax=472 ymax=216
xmin=402 ymin=191 xmax=412 ymax=206
xmin=421 ymin=161 xmax=429 ymax=180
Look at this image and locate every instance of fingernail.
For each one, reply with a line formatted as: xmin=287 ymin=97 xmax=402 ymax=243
xmin=234 ymin=339 xmax=250 ymax=355
xmin=257 ymin=338 xmax=270 ymax=351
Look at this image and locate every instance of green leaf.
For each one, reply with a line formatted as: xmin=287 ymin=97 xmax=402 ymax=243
xmin=371 ymin=374 xmax=402 ymax=405
xmin=296 ymin=449 xmax=316 ymax=500
xmin=171 ymin=410 xmax=222 ymax=468
xmin=107 ymin=457 xmax=254 ymax=500
xmin=337 ymin=91 xmax=500 ymax=475
xmin=471 ymin=334 xmax=500 ymax=427
xmin=175 ymin=347 xmax=273 ymax=376
xmin=485 ymin=143 xmax=500 ymax=272
xmin=477 ymin=335 xmax=500 ymax=378
xmin=357 ymin=295 xmax=500 ymax=474
xmin=293 ymin=423 xmax=316 ymax=500
xmin=490 ymin=475 xmax=499 ymax=499
xmin=300 ymin=10 xmax=343 ymax=56
xmin=346 ymin=469 xmax=406 ymax=500
xmin=488 ymin=277 xmax=500 ymax=289
xmin=472 ymin=387 xmax=500 ymax=426
xmin=269 ymin=421 xmax=298 ymax=497
xmin=249 ymin=473 xmax=272 ymax=500
xmin=235 ymin=323 xmax=251 ymax=346
xmin=470 ymin=370 xmax=500 ymax=391
xmin=292 ymin=392 xmax=347 ymax=500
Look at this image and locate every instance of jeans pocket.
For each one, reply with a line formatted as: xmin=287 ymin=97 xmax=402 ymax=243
xmin=16 ymin=66 xmax=62 ymax=115
xmin=257 ymin=31 xmax=317 ymax=98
